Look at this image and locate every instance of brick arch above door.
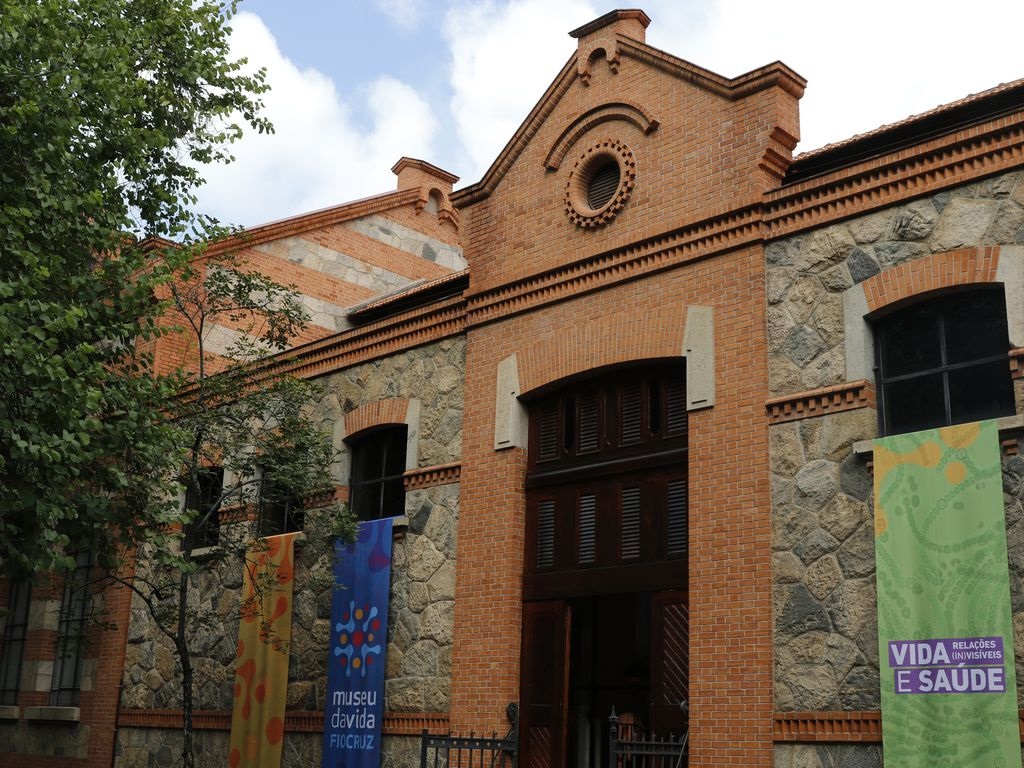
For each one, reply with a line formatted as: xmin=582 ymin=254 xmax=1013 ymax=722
xmin=493 ymin=303 xmax=715 ymax=450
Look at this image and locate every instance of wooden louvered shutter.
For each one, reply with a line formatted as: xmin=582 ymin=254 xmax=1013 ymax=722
xmin=619 ymin=382 xmax=643 ymax=445
xmin=520 ymin=601 xmax=570 ymax=768
xmin=538 ymin=402 xmax=559 ymax=461
xmin=649 ymin=590 xmax=689 ymax=735
xmin=577 ymin=493 xmax=597 ymax=565
xmin=665 ymin=478 xmax=688 ymax=557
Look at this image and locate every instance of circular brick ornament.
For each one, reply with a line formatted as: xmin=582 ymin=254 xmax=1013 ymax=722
xmin=564 ymin=139 xmax=636 ymax=228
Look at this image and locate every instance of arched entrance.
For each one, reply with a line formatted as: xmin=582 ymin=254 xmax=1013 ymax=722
xmin=519 ymin=361 xmax=690 ymax=768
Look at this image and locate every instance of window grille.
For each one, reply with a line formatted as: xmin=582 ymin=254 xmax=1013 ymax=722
xmin=184 ymin=466 xmax=224 ymax=549
xmin=349 ymin=425 xmax=408 ymax=520
xmin=259 ymin=476 xmax=305 ymax=536
xmin=50 ymin=552 xmax=92 ymax=707
xmin=875 ymin=288 xmax=1014 ymax=435
xmin=0 ymin=580 xmax=31 ymax=705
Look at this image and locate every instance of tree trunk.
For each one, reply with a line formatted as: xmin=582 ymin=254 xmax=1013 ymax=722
xmin=176 ymin=570 xmax=196 ymax=768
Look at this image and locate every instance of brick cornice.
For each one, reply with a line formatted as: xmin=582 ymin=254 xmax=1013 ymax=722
xmin=618 ymin=38 xmax=806 ymax=100
xmin=765 ymin=109 xmax=1024 ymax=240
xmin=773 ymin=711 xmax=881 ymax=742
xmin=775 ymin=710 xmax=1024 ymax=742
xmin=766 ymin=380 xmax=876 ymax=425
xmin=404 ymin=463 xmax=461 ymax=491
xmin=248 ymin=296 xmax=466 ymax=383
xmin=1010 ymin=347 xmax=1024 ymax=378
xmin=465 ymin=197 xmax=765 ymax=328
xmin=116 ymin=708 xmax=449 ymax=735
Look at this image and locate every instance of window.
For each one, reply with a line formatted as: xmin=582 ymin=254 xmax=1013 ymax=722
xmin=875 ymin=288 xmax=1015 ymax=435
xmin=258 ymin=476 xmax=305 ymax=537
xmin=524 ymin=363 xmax=688 ymax=595
xmin=0 ymin=580 xmax=31 ymax=705
xmin=50 ymin=552 xmax=92 ymax=707
xmin=184 ymin=466 xmax=224 ymax=549
xmin=349 ymin=426 xmax=407 ymax=521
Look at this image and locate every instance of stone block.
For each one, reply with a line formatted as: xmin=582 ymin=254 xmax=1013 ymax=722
xmin=793 ymin=228 xmax=856 ymax=273
xmin=836 ymin=522 xmax=875 ymax=578
xmin=793 ymin=460 xmax=838 ymax=512
xmin=767 ymin=268 xmax=794 ymax=305
xmin=770 ymin=423 xmax=805 ymax=477
xmin=846 ymin=246 xmax=880 ymax=283
xmin=794 ymin=529 xmax=839 ymax=564
xmin=773 ymin=551 xmax=805 ymax=583
xmin=888 ymin=200 xmax=936 ymax=240
xmin=785 ymin=277 xmax=824 ymax=324
xmin=777 ymin=584 xmax=831 ymax=636
xmin=985 ymin=199 xmax=1024 ymax=243
xmin=930 ymin=197 xmax=999 ymax=251
xmin=801 ymin=408 xmax=874 ymax=463
xmin=818 ymin=493 xmax=868 ymax=543
xmin=780 ymin=325 xmax=825 ymax=368
xmin=805 ymin=554 xmax=842 ymax=600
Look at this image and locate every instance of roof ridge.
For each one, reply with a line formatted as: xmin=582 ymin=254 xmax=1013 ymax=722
xmin=795 ymin=75 xmax=1024 ymax=162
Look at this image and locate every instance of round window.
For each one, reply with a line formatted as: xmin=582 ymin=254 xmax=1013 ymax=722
xmin=564 ymin=139 xmax=636 ymax=228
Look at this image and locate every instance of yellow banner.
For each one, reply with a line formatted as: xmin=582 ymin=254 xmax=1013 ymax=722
xmin=228 ymin=532 xmax=299 ymax=768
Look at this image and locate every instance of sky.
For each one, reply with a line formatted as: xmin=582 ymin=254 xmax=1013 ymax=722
xmin=194 ymin=0 xmax=1024 ymax=228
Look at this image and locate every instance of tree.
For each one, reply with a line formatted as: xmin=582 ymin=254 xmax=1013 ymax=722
xmin=0 ymin=0 xmax=271 ymax=579
xmin=105 ymin=247 xmax=354 ymax=768
xmin=0 ymin=5 xmax=355 ymax=765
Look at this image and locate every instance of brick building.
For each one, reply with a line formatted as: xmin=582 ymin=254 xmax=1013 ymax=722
xmin=2 ymin=8 xmax=1024 ymax=767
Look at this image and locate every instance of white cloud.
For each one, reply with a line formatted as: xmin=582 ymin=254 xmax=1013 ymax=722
xmin=192 ymin=2 xmax=1024 ymax=229
xmin=374 ymin=0 xmax=424 ymax=29
xmin=195 ymin=12 xmax=439 ymax=228
xmin=443 ymin=0 xmax=598 ymax=179
xmin=642 ymin=0 xmax=1024 ymax=153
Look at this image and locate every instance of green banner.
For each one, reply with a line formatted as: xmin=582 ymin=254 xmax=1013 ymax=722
xmin=874 ymin=420 xmax=1020 ymax=767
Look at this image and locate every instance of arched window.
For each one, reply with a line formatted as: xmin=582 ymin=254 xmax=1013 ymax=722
xmin=348 ymin=425 xmax=408 ymax=521
xmin=524 ymin=362 xmax=688 ymax=591
xmin=425 ymin=190 xmax=443 ymax=215
xmin=874 ymin=287 xmax=1015 ymax=435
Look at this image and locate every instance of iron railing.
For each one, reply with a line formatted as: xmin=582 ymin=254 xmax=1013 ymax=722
xmin=607 ymin=708 xmax=688 ymax=768
xmin=421 ymin=703 xmax=518 ymax=768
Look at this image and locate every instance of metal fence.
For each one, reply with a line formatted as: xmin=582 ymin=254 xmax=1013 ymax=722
xmin=607 ymin=711 xmax=687 ymax=768
xmin=420 ymin=703 xmax=518 ymax=768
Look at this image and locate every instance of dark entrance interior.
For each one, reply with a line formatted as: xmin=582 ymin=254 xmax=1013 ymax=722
xmin=567 ymin=592 xmax=650 ymax=768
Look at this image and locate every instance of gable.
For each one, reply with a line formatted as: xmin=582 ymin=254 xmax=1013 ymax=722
xmin=453 ymin=10 xmax=804 ymax=295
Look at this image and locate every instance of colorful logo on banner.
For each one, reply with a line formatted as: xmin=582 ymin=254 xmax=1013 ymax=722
xmin=322 ymin=518 xmax=392 ymax=768
xmin=874 ymin=420 xmax=1021 ymax=767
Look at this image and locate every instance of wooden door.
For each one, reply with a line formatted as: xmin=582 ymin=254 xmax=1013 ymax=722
xmin=649 ymin=590 xmax=689 ymax=735
xmin=520 ymin=600 xmax=571 ymax=768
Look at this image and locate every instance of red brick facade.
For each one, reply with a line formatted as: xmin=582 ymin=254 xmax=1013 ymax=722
xmin=5 ymin=7 xmax=1024 ymax=768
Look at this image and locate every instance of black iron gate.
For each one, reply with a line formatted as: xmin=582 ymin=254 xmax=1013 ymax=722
xmin=607 ymin=709 xmax=687 ymax=768
xmin=420 ymin=703 xmax=518 ymax=768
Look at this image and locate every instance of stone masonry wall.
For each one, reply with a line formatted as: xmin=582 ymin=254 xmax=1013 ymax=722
xmin=767 ymin=169 xmax=1024 ymax=396
xmin=117 ymin=338 xmax=464 ymax=767
xmin=770 ymin=169 xmax=1024 ymax=721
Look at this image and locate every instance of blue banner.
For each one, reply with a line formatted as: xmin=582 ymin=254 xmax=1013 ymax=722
xmin=322 ymin=518 xmax=392 ymax=768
